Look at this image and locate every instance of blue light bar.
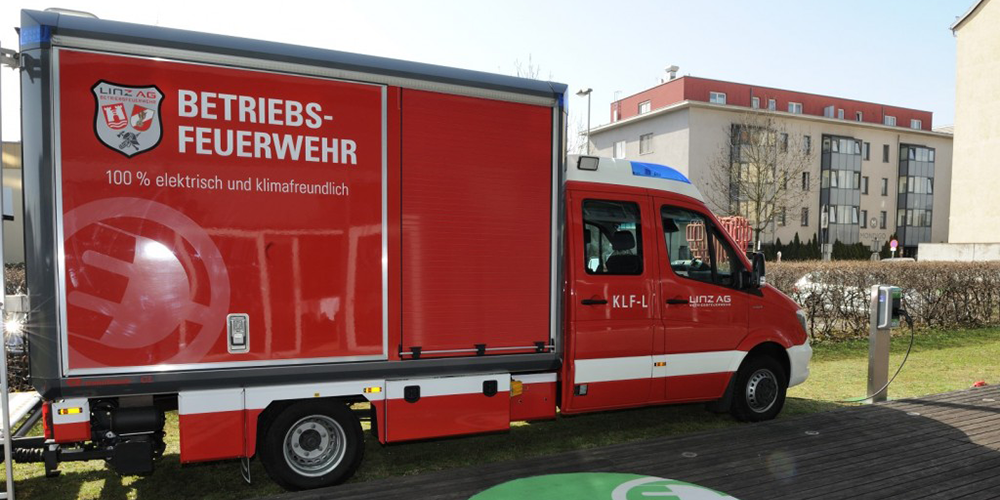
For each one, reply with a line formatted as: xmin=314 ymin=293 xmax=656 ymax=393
xmin=20 ymin=25 xmax=52 ymax=46
xmin=630 ymin=161 xmax=691 ymax=184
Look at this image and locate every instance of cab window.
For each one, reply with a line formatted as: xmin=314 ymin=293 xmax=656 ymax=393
xmin=661 ymin=206 xmax=741 ymax=287
xmin=583 ymin=200 xmax=643 ymax=275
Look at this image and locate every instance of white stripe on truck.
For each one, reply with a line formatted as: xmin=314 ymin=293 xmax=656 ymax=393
xmin=385 ymin=374 xmax=510 ymax=400
xmin=575 ymin=351 xmax=749 ymax=385
xmin=513 ymin=373 xmax=558 ymax=384
xmin=574 ymin=356 xmax=651 ymax=384
xmin=655 ymin=351 xmax=747 ymax=378
xmin=178 ymin=373 xmax=522 ymax=415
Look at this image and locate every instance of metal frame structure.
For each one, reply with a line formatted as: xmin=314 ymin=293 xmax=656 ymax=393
xmin=0 ymin=38 xmax=16 ymax=500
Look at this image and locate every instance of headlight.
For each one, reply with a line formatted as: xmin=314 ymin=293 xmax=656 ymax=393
xmin=796 ymin=309 xmax=809 ymax=337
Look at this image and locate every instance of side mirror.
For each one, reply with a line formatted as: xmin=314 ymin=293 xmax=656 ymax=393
xmin=738 ymin=269 xmax=752 ymax=289
xmin=751 ymin=252 xmax=766 ymax=288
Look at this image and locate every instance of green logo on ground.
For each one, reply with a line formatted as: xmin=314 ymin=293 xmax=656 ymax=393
xmin=470 ymin=473 xmax=738 ymax=500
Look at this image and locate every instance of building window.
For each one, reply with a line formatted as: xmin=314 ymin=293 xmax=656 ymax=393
xmin=880 ymin=211 xmax=887 ymax=229
xmin=639 ymin=101 xmax=651 ymax=114
xmin=583 ymin=200 xmax=643 ymax=275
xmin=897 ymin=144 xmax=937 ymax=243
xmin=802 ymin=172 xmax=810 ymax=191
xmin=751 ymin=97 xmax=760 ymax=109
xmin=899 ymin=175 xmax=934 ymax=195
xmin=862 ymin=176 xmax=869 ymax=195
xmin=788 ymin=102 xmax=803 ymax=114
xmin=911 ymin=119 xmax=922 ymax=130
xmin=768 ymin=99 xmax=776 ymax=111
xmin=801 ymin=207 xmax=809 ymax=227
xmin=804 ymin=135 xmax=811 ymax=155
xmin=863 ymin=142 xmax=870 ymax=161
xmin=778 ymin=207 xmax=787 ymax=226
xmin=861 ymin=209 xmax=868 ymax=228
xmin=639 ymin=133 xmax=653 ymax=154
xmin=883 ymin=144 xmax=890 ymax=163
xmin=824 ymin=105 xmax=835 ymax=118
xmin=613 ymin=140 xmax=626 ymax=159
xmin=884 ymin=115 xmax=896 ymax=126
xmin=837 ymin=108 xmax=845 ymax=120
xmin=825 ymin=170 xmax=862 ymax=189
xmin=881 ymin=178 xmax=888 ymax=196
xmin=710 ymin=92 xmax=727 ymax=105
xmin=780 ymin=133 xmax=789 ymax=152
xmin=856 ymin=111 xmax=863 ymax=122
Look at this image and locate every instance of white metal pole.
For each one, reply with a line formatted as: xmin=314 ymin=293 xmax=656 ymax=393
xmin=0 ymin=40 xmax=14 ymax=500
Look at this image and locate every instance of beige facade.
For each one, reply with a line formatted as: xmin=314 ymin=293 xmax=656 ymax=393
xmin=588 ymin=102 xmax=953 ymax=253
xmin=948 ymin=0 xmax=1000 ymax=243
xmin=1 ymin=142 xmax=23 ymax=264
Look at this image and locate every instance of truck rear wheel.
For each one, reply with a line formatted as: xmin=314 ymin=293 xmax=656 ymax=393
xmin=260 ymin=400 xmax=364 ymax=490
xmin=730 ymin=356 xmax=787 ymax=422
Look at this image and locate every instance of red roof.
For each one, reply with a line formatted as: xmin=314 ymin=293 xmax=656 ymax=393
xmin=611 ymin=76 xmax=932 ymax=131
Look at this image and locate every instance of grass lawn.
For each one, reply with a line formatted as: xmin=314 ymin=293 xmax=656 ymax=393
xmin=8 ymin=327 xmax=1000 ymax=499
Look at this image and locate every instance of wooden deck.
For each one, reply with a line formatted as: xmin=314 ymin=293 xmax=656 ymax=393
xmin=269 ymin=386 xmax=1000 ymax=499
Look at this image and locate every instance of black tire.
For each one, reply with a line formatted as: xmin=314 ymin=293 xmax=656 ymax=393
xmin=730 ymin=355 xmax=787 ymax=422
xmin=259 ymin=400 xmax=364 ymax=491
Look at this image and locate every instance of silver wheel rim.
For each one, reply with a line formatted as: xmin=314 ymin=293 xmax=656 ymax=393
xmin=746 ymin=368 xmax=779 ymax=413
xmin=282 ymin=414 xmax=347 ymax=477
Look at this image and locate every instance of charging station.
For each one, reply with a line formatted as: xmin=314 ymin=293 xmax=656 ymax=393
xmin=868 ymin=285 xmax=903 ymax=402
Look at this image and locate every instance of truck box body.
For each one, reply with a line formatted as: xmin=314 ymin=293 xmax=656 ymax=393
xmin=21 ymin=10 xmax=564 ymax=398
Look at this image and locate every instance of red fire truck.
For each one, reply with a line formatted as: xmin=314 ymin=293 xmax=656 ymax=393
xmin=11 ymin=10 xmax=811 ymax=491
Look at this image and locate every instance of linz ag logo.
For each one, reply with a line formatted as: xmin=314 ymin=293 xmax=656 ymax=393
xmin=92 ymin=81 xmax=164 ymax=158
xmin=689 ymin=295 xmax=732 ymax=307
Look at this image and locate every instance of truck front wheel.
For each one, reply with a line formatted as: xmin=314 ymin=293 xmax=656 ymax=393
xmin=260 ymin=400 xmax=364 ymax=490
xmin=730 ymin=356 xmax=787 ymax=422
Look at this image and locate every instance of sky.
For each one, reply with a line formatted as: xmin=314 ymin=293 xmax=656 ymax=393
xmin=0 ymin=0 xmax=973 ymax=142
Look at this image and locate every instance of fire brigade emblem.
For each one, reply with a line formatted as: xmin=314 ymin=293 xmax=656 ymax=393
xmin=92 ymin=81 xmax=164 ymax=157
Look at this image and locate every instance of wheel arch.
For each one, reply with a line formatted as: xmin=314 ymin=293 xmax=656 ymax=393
xmin=741 ymin=341 xmax=791 ymax=384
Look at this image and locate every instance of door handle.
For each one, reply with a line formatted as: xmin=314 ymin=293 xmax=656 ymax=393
xmin=666 ymin=298 xmax=689 ymax=305
xmin=581 ymin=298 xmax=608 ymax=305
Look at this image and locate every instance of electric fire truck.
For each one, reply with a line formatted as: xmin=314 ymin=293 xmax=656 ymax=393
xmin=4 ymin=9 xmax=811 ymax=491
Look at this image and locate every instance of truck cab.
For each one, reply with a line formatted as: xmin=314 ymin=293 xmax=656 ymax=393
xmin=560 ymin=155 xmax=811 ymax=421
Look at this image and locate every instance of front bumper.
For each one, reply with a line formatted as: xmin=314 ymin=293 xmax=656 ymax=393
xmin=786 ymin=341 xmax=812 ymax=388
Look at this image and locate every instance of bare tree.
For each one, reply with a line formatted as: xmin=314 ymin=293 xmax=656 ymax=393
xmin=511 ymin=54 xmax=552 ymax=81
xmin=506 ymin=55 xmax=585 ymax=155
xmin=705 ymin=109 xmax=812 ymax=249
xmin=566 ymin=114 xmax=588 ymax=155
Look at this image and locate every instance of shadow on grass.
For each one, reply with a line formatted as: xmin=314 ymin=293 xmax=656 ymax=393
xmin=353 ymin=398 xmax=844 ymax=482
xmin=10 ymin=398 xmax=845 ymax=499
xmin=11 ymin=454 xmax=283 ymax=500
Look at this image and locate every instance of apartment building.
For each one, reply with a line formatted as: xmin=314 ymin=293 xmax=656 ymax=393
xmin=588 ymin=76 xmax=953 ymax=257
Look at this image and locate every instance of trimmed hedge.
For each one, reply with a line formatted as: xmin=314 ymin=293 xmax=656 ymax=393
xmin=763 ymin=234 xmax=899 ymax=262
xmin=761 ymin=233 xmax=821 ymax=261
xmin=770 ymin=261 xmax=1000 ymax=341
xmin=3 ymin=261 xmax=996 ymax=389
